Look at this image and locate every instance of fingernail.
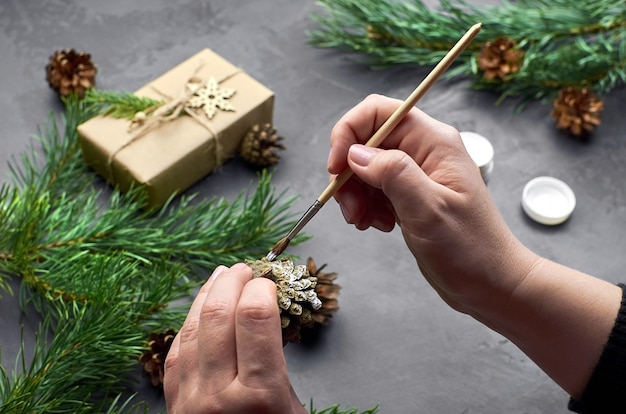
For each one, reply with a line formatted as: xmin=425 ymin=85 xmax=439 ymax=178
xmin=231 ymin=263 xmax=249 ymax=271
xmin=349 ymin=145 xmax=375 ymax=166
xmin=209 ymin=265 xmax=227 ymax=281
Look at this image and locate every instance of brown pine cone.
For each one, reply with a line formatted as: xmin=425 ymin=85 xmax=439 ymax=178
xmin=240 ymin=123 xmax=286 ymax=168
xmin=478 ymin=37 xmax=524 ymax=80
xmin=246 ymin=257 xmax=324 ymax=344
xmin=306 ymin=257 xmax=340 ymax=326
xmin=551 ymin=86 xmax=604 ymax=138
xmin=45 ymin=49 xmax=97 ymax=98
xmin=139 ymin=328 xmax=177 ymax=387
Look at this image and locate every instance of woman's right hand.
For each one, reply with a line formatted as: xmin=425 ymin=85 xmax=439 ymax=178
xmin=327 ymin=94 xmax=537 ymax=315
xmin=328 ymin=94 xmax=624 ymax=399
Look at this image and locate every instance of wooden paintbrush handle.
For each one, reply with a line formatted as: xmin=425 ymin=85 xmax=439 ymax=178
xmin=317 ymin=23 xmax=482 ymax=206
xmin=318 ymin=168 xmax=353 ymax=204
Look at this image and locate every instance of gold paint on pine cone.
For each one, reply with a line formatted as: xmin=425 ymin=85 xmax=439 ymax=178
xmin=45 ymin=49 xmax=98 ymax=98
xmin=240 ymin=123 xmax=286 ymax=168
xmin=478 ymin=37 xmax=524 ymax=80
xmin=551 ymin=86 xmax=604 ymax=137
xmin=246 ymin=256 xmax=339 ymax=344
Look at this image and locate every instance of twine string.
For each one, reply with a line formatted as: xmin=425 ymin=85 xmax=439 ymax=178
xmin=105 ymin=64 xmax=243 ymax=179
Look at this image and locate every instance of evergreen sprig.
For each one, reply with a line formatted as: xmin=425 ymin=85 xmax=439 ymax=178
xmin=308 ymin=401 xmax=380 ymax=414
xmin=308 ymin=0 xmax=626 ymax=104
xmin=0 ymin=95 xmax=311 ymax=411
xmin=83 ymin=89 xmax=164 ymax=120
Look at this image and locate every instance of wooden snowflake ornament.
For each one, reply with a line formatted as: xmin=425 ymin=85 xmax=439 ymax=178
xmin=186 ymin=76 xmax=236 ymax=119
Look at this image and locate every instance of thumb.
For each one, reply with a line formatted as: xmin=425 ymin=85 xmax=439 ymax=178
xmin=347 ymin=144 xmax=432 ymax=220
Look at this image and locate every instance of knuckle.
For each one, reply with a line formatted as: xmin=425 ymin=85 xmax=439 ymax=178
xmin=163 ymin=352 xmax=178 ymax=377
xmin=200 ymin=299 xmax=233 ymax=322
xmin=363 ymin=93 xmax=386 ymax=104
xmin=238 ymin=300 xmax=275 ymax=322
xmin=237 ymin=299 xmax=276 ymax=328
xmin=435 ymin=123 xmax=462 ymax=145
xmin=178 ymin=319 xmax=200 ymax=343
xmin=379 ymin=149 xmax=413 ymax=178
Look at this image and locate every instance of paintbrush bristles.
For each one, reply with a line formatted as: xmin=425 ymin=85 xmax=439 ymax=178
xmin=265 ymin=237 xmax=291 ymax=261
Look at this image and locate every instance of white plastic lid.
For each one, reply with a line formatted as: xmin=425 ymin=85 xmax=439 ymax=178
xmin=460 ymin=131 xmax=494 ymax=169
xmin=521 ymin=176 xmax=576 ymax=225
xmin=460 ymin=131 xmax=494 ymax=182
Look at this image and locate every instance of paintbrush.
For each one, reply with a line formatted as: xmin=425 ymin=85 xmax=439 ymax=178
xmin=266 ymin=22 xmax=482 ymax=262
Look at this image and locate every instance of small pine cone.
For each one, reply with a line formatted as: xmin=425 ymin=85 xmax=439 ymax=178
xmin=551 ymin=86 xmax=604 ymax=138
xmin=240 ymin=123 xmax=286 ymax=168
xmin=306 ymin=257 xmax=340 ymax=326
xmin=139 ymin=328 xmax=177 ymax=387
xmin=365 ymin=24 xmax=386 ymax=40
xmin=478 ymin=37 xmax=524 ymax=80
xmin=45 ymin=49 xmax=98 ymax=98
xmin=246 ymin=257 xmax=323 ymax=344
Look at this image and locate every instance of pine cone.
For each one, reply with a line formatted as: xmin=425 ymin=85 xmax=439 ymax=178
xmin=45 ymin=49 xmax=97 ymax=98
xmin=306 ymin=257 xmax=340 ymax=326
xmin=478 ymin=37 xmax=524 ymax=80
xmin=240 ymin=123 xmax=286 ymax=168
xmin=246 ymin=257 xmax=324 ymax=344
xmin=551 ymin=86 xmax=604 ymax=138
xmin=365 ymin=25 xmax=386 ymax=40
xmin=139 ymin=328 xmax=177 ymax=387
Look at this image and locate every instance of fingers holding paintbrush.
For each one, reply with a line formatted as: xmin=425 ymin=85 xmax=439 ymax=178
xmin=266 ymin=23 xmax=482 ymax=261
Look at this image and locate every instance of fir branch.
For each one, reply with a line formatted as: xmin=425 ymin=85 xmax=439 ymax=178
xmin=308 ymin=400 xmax=380 ymax=414
xmin=9 ymin=171 xmax=308 ymax=276
xmin=0 ymin=184 xmax=19 ymax=292
xmin=0 ymin=304 xmax=150 ymax=413
xmin=308 ymin=0 xmax=626 ymax=103
xmin=8 ymin=96 xmax=95 ymax=194
xmin=101 ymin=394 xmax=151 ymax=414
xmin=2 ymin=254 xmax=191 ymax=413
xmin=83 ymin=89 xmax=164 ymax=120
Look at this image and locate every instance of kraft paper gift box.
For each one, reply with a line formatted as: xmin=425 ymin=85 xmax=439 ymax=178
xmin=77 ymin=48 xmax=274 ymax=208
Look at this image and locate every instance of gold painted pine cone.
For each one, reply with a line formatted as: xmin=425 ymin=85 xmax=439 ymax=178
xmin=246 ymin=256 xmax=340 ymax=344
xmin=240 ymin=123 xmax=286 ymax=168
xmin=45 ymin=48 xmax=97 ymax=98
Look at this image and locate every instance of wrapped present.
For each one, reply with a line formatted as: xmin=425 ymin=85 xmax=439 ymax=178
xmin=77 ymin=48 xmax=274 ymax=207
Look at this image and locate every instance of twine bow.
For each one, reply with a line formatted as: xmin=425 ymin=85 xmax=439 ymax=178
xmin=107 ymin=65 xmax=241 ymax=177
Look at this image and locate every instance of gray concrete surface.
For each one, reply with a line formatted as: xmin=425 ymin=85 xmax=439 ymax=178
xmin=1 ymin=1 xmax=625 ymax=413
